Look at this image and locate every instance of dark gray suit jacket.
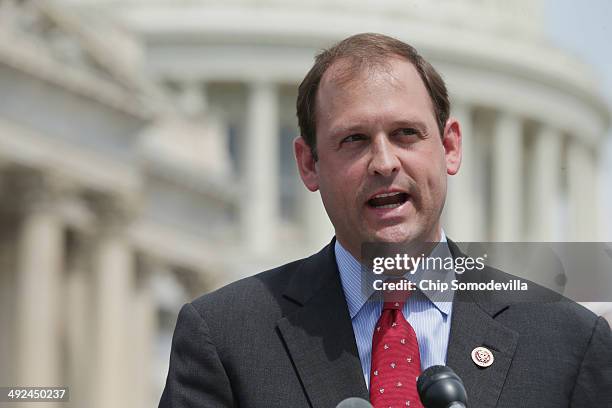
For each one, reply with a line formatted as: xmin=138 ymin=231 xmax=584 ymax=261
xmin=159 ymin=239 xmax=612 ymax=407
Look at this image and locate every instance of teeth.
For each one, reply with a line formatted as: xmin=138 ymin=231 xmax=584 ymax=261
xmin=374 ymin=203 xmax=402 ymax=209
xmin=373 ymin=192 xmax=402 ymax=199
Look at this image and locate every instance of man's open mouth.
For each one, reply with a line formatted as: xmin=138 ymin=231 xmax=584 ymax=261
xmin=367 ymin=192 xmax=410 ymax=209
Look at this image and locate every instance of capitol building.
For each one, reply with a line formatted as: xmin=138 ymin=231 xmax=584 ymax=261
xmin=0 ymin=0 xmax=609 ymax=407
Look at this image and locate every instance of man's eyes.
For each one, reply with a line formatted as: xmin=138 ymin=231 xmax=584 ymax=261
xmin=341 ymin=134 xmax=367 ymax=143
xmin=398 ymin=128 xmax=418 ymax=136
xmin=341 ymin=129 xmax=419 ymax=144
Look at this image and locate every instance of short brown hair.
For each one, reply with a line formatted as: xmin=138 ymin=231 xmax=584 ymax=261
xmin=296 ymin=33 xmax=449 ymax=161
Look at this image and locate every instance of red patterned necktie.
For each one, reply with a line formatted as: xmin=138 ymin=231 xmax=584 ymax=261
xmin=369 ymin=289 xmax=423 ymax=408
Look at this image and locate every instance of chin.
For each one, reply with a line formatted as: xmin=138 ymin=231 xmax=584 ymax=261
xmin=371 ymin=227 xmax=418 ymax=244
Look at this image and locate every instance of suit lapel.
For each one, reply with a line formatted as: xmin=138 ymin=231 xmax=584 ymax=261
xmin=446 ymin=295 xmax=519 ymax=408
xmin=277 ymin=239 xmax=368 ymax=408
xmin=446 ymin=240 xmax=519 ymax=408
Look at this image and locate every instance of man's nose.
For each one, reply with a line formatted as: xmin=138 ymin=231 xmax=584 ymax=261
xmin=368 ymin=135 xmax=400 ymax=177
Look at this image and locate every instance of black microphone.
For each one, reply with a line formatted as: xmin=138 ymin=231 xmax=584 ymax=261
xmin=335 ymin=397 xmax=373 ymax=408
xmin=417 ymin=365 xmax=468 ymax=408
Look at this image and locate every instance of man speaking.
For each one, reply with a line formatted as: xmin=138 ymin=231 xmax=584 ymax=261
xmin=159 ymin=33 xmax=612 ymax=407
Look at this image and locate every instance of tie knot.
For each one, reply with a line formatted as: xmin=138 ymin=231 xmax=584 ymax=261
xmin=382 ymin=278 xmax=413 ymax=308
xmin=383 ymin=300 xmax=405 ymax=310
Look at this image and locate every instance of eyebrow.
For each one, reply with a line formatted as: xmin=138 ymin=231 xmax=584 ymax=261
xmin=329 ymin=119 xmax=428 ymax=138
xmin=329 ymin=124 xmax=366 ymax=138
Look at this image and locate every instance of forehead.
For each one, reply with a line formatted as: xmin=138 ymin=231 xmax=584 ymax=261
xmin=315 ymin=57 xmax=435 ymax=126
xmin=321 ymin=56 xmax=398 ymax=88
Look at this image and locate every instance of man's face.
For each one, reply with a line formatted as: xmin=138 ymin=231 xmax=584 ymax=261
xmin=295 ymin=57 xmax=461 ymax=259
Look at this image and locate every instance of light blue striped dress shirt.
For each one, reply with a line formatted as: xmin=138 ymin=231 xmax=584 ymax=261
xmin=335 ymin=231 xmax=455 ymax=389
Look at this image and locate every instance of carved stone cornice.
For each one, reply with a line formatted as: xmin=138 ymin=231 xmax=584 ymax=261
xmin=0 ymin=0 xmax=170 ymax=119
xmin=0 ymin=165 xmax=71 ymax=215
xmin=82 ymin=190 xmax=141 ymax=235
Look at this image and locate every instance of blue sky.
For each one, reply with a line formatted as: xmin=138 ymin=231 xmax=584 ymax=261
xmin=545 ymin=0 xmax=612 ymax=239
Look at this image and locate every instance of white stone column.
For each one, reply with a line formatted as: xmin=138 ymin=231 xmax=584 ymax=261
xmin=131 ymin=261 xmax=156 ymax=408
xmin=491 ymin=112 xmax=523 ymax=241
xmin=64 ymin=233 xmax=93 ymax=408
xmin=242 ymin=81 xmax=279 ymax=254
xmin=89 ymin=195 xmax=135 ymax=408
xmin=445 ymin=102 xmax=485 ymax=241
xmin=528 ymin=125 xmax=562 ymax=241
xmin=13 ymin=170 xmax=63 ymax=388
xmin=0 ymin=216 xmax=14 ymax=388
xmin=567 ymin=138 xmax=598 ymax=241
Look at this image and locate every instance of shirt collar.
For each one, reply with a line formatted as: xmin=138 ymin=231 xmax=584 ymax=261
xmin=336 ymin=230 xmax=455 ymax=319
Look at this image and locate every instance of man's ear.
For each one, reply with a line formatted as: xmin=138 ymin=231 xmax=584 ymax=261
xmin=294 ymin=136 xmax=319 ymax=192
xmin=442 ymin=118 xmax=462 ymax=176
